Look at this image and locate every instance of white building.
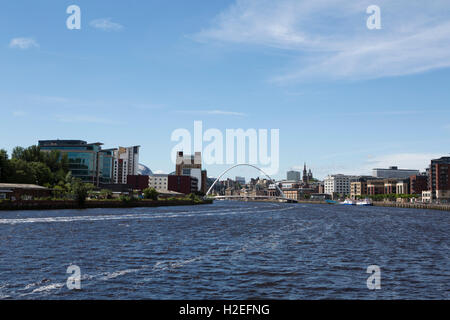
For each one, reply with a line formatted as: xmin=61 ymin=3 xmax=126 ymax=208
xmin=324 ymin=174 xmax=358 ymax=196
xmin=113 ymin=146 xmax=140 ymax=184
xmin=422 ymin=190 xmax=432 ymax=203
xmin=149 ymin=174 xmax=168 ymax=191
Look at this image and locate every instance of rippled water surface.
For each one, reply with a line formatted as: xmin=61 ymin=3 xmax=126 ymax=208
xmin=0 ymin=202 xmax=448 ymax=299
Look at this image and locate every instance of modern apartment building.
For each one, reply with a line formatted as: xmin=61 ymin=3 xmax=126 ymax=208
xmin=287 ymin=170 xmax=301 ymax=182
xmin=149 ymin=174 xmax=169 ymax=191
xmin=372 ymin=166 xmax=419 ymax=179
xmin=324 ymin=174 xmax=358 ymax=196
xmin=429 ymin=157 xmax=450 ymax=202
xmin=113 ymin=146 xmax=140 ymax=184
xmin=38 ymin=140 xmax=114 ymax=186
xmin=350 ymin=177 xmax=369 ymax=199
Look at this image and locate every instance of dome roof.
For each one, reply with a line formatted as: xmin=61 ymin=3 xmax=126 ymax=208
xmin=138 ymin=164 xmax=153 ymax=176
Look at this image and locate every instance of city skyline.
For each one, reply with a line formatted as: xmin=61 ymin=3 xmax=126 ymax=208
xmin=2 ymin=1 xmax=450 ymax=180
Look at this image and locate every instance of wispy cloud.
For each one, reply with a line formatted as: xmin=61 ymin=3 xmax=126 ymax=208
xmin=194 ymin=0 xmax=450 ymax=82
xmin=9 ymin=37 xmax=39 ymax=49
xmin=90 ymin=18 xmax=123 ymax=31
xmin=12 ymin=111 xmax=27 ymax=117
xmin=177 ymin=109 xmax=246 ymax=117
xmin=55 ymin=115 xmax=122 ymax=125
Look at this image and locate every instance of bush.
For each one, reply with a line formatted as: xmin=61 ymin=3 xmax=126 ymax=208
xmin=143 ymin=188 xmax=159 ymax=200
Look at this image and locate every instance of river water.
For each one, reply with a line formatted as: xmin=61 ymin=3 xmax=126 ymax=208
xmin=0 ymin=202 xmax=448 ymax=299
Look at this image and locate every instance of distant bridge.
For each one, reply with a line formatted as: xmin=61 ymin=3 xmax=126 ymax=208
xmin=205 ymin=164 xmax=296 ymax=203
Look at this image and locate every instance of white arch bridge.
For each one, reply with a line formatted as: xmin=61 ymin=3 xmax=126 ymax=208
xmin=204 ymin=164 xmax=297 ymax=203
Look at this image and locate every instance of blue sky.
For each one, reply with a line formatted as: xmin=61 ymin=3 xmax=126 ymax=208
xmin=1 ymin=0 xmax=450 ymax=180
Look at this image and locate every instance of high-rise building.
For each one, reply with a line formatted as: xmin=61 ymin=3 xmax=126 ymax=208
xmin=38 ymin=140 xmax=113 ymax=186
xmin=113 ymin=146 xmax=140 ymax=184
xmin=235 ymin=176 xmax=246 ymax=185
xmin=372 ymin=166 xmax=419 ymax=179
xmin=287 ymin=170 xmax=301 ymax=182
xmin=175 ymin=151 xmax=207 ymax=194
xmin=176 ymin=151 xmax=201 ymax=175
xmin=429 ymin=157 xmax=450 ymax=202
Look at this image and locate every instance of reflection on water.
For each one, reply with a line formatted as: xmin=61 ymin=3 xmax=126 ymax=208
xmin=0 ymin=202 xmax=448 ymax=299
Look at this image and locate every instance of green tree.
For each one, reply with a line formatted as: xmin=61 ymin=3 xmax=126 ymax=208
xmin=100 ymin=189 xmax=112 ymax=199
xmin=71 ymin=180 xmax=94 ymax=206
xmin=0 ymin=149 xmax=10 ymax=182
xmin=143 ymin=187 xmax=159 ymax=200
xmin=28 ymin=162 xmax=52 ymax=186
xmin=7 ymin=159 xmax=34 ymax=184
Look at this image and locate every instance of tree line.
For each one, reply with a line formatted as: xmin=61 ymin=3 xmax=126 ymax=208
xmin=0 ymin=145 xmax=70 ymax=187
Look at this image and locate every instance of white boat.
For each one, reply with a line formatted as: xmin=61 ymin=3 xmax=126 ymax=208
xmin=340 ymin=199 xmax=356 ymax=205
xmin=356 ymin=198 xmax=373 ymax=206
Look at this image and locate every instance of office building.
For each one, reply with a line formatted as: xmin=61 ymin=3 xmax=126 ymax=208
xmin=372 ymin=166 xmax=419 ymax=179
xmin=235 ymin=176 xmax=246 ymax=185
xmin=367 ymin=179 xmax=385 ymax=195
xmin=287 ymin=171 xmax=301 ymax=182
xmin=410 ymin=174 xmax=428 ymax=195
xmin=396 ymin=179 xmax=410 ymax=195
xmin=38 ymin=140 xmax=113 ymax=186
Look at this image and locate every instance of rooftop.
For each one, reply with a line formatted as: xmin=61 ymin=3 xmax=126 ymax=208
xmin=0 ymin=183 xmax=49 ymax=190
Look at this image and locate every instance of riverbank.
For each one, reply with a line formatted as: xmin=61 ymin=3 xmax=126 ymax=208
xmin=232 ymin=199 xmax=450 ymax=212
xmin=0 ymin=199 xmax=213 ymax=211
xmin=372 ymin=201 xmax=450 ymax=211
xmin=298 ymin=200 xmax=450 ymax=212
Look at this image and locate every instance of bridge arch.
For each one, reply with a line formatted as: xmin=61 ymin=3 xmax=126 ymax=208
xmin=205 ymin=164 xmax=285 ymax=198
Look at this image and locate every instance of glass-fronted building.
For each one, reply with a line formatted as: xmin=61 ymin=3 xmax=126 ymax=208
xmin=38 ymin=140 xmax=113 ymax=185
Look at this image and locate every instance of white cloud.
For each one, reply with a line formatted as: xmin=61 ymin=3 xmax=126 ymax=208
xmin=365 ymin=153 xmax=441 ymax=172
xmin=9 ymin=37 xmax=39 ymax=49
xmin=154 ymin=170 xmax=166 ymax=174
xmin=90 ymin=18 xmax=123 ymax=31
xmin=195 ymin=0 xmax=450 ymax=81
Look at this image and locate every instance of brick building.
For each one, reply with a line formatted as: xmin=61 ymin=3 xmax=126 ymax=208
xmin=168 ymin=175 xmax=198 ymax=195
